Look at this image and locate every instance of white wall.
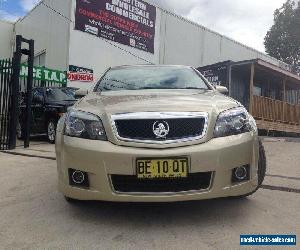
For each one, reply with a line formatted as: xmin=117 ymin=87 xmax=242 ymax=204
xmin=160 ymin=10 xmax=284 ymax=68
xmin=14 ymin=0 xmax=72 ymax=71
xmin=0 ymin=20 xmax=14 ymax=59
xmin=161 ymin=14 xmax=203 ymax=66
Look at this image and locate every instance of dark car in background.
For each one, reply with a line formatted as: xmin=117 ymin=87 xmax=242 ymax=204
xmin=17 ymin=87 xmax=77 ymax=143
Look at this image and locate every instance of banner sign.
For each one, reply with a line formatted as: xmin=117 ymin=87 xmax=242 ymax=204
xmin=200 ymin=67 xmax=227 ymax=86
xmin=69 ymin=65 xmax=93 ymax=74
xmin=20 ymin=64 xmax=67 ymax=84
xmin=198 ymin=63 xmax=229 ymax=87
xmin=68 ymin=65 xmax=94 ymax=82
xmin=75 ymin=0 xmax=156 ymax=53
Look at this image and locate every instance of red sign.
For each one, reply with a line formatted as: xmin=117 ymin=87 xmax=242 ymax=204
xmin=67 ymin=72 xmax=94 ymax=82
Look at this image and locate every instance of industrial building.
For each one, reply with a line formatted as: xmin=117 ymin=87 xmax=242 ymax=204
xmin=0 ymin=0 xmax=292 ymax=89
xmin=0 ymin=0 xmax=299 ymax=134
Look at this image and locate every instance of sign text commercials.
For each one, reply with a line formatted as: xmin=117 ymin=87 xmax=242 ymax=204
xmin=75 ymin=0 xmax=156 ymax=53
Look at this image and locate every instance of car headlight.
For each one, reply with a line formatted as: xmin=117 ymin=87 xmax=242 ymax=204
xmin=214 ymin=107 xmax=257 ymax=138
xmin=64 ymin=110 xmax=107 ymax=140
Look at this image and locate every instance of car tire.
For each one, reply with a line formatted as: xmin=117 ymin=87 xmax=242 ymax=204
xmin=233 ymin=138 xmax=266 ymax=198
xmin=257 ymin=139 xmax=267 ymax=186
xmin=47 ymin=119 xmax=57 ymax=144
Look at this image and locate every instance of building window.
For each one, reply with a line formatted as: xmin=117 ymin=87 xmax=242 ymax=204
xmin=34 ymin=52 xmax=46 ymax=67
xmin=253 ymin=86 xmax=262 ymax=96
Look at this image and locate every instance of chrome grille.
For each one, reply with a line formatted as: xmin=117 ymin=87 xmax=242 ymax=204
xmin=111 ymin=112 xmax=208 ymax=144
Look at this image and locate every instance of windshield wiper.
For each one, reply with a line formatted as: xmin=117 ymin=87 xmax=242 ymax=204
xmin=182 ymin=87 xmax=208 ymax=90
xmin=139 ymin=87 xmax=159 ymax=89
xmin=134 ymin=87 xmax=208 ymax=90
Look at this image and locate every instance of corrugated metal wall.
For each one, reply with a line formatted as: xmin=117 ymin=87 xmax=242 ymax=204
xmin=159 ymin=9 xmax=283 ymax=68
xmin=14 ymin=0 xmax=72 ymax=71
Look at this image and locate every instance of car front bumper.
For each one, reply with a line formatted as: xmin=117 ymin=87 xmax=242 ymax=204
xmin=56 ymin=133 xmax=259 ymax=202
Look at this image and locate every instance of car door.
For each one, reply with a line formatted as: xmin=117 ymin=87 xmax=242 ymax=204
xmin=31 ymin=88 xmax=46 ymax=134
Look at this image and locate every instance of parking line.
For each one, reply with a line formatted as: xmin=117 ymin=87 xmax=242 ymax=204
xmin=0 ymin=151 xmax=56 ymax=160
xmin=266 ymin=174 xmax=300 ymax=181
xmin=261 ymin=185 xmax=300 ymax=194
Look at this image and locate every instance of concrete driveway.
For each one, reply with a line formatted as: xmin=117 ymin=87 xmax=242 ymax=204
xmin=0 ymin=138 xmax=299 ymax=249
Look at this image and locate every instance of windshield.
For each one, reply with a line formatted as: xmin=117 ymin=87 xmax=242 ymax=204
xmin=95 ymin=66 xmax=210 ymax=92
xmin=45 ymin=88 xmax=76 ymax=102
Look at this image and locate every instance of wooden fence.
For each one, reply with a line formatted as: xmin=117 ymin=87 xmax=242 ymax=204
xmin=252 ymin=95 xmax=300 ymax=124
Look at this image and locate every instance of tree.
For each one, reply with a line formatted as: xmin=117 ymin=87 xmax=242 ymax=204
xmin=264 ymin=0 xmax=300 ymax=75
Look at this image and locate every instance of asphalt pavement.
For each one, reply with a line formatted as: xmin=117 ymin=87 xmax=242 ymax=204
xmin=0 ymin=138 xmax=299 ymax=249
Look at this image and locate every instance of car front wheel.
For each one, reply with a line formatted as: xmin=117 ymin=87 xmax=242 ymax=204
xmin=47 ymin=119 xmax=56 ymax=144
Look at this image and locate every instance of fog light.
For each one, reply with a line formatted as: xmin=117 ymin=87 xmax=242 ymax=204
xmin=68 ymin=168 xmax=89 ymax=187
xmin=232 ymin=165 xmax=250 ymax=183
xmin=235 ymin=167 xmax=247 ymax=180
xmin=72 ymin=170 xmax=85 ymax=184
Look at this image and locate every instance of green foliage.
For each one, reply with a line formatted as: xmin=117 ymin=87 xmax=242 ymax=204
xmin=264 ymin=0 xmax=300 ymax=74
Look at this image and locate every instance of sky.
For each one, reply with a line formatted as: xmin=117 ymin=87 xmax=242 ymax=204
xmin=0 ymin=0 xmax=287 ymax=53
xmin=0 ymin=0 xmax=40 ymax=20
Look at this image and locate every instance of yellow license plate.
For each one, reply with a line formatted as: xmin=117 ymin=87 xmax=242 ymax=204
xmin=136 ymin=158 xmax=188 ymax=178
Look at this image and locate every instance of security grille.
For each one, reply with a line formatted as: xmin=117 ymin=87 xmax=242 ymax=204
xmin=0 ymin=59 xmax=14 ymax=150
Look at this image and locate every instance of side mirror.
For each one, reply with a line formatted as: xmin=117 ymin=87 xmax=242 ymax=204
xmin=215 ymin=85 xmax=229 ymax=94
xmin=75 ymin=89 xmax=88 ymax=99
